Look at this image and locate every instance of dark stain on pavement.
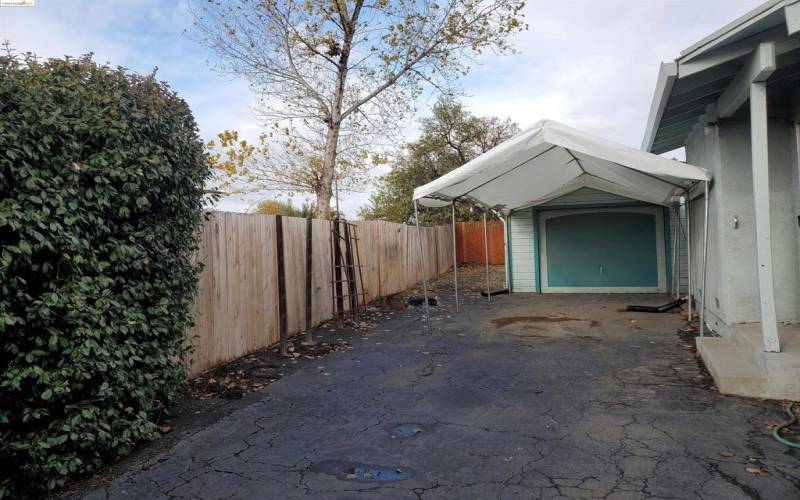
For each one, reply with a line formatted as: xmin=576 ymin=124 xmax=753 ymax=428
xmin=388 ymin=423 xmax=426 ymax=439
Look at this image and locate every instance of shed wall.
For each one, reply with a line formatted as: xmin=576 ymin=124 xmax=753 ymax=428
xmin=509 ymin=208 xmax=536 ymax=292
xmin=508 ymin=188 xmax=682 ymax=294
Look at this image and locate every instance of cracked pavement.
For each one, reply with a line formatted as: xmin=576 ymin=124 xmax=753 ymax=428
xmin=84 ymin=289 xmax=800 ymax=499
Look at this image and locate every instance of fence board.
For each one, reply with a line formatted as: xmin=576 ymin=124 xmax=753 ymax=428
xmin=455 ymin=220 xmax=505 ymax=264
xmin=188 ymin=212 xmax=453 ymax=375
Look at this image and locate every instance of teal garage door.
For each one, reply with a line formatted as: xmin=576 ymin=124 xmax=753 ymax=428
xmin=541 ymin=209 xmax=663 ymax=292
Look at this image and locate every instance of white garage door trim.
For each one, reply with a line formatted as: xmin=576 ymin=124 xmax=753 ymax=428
xmin=539 ymin=206 xmax=667 ymax=293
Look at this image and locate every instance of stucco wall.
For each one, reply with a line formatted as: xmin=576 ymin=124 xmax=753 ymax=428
xmin=685 ymin=119 xmax=800 ymax=335
xmin=686 ymin=125 xmax=728 ymax=335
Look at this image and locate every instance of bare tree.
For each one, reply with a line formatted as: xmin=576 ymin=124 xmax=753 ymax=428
xmin=191 ymin=0 xmax=526 ymax=219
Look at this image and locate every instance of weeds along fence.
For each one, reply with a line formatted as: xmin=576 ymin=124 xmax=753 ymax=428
xmin=189 ymin=211 xmax=453 ymax=375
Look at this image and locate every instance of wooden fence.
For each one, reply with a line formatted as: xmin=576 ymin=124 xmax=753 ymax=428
xmin=455 ymin=220 xmax=505 ymax=265
xmin=189 ymin=212 xmax=453 ymax=375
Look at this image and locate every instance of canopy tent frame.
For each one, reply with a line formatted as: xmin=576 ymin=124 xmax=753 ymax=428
xmin=451 ymin=202 xmax=459 ymax=312
xmin=413 ymin=180 xmax=711 ymax=332
xmin=410 ymin=120 xmax=712 ymax=332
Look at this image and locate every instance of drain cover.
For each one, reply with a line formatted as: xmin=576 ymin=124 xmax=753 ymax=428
xmin=388 ymin=423 xmax=426 ymax=439
xmin=312 ymin=460 xmax=414 ymax=482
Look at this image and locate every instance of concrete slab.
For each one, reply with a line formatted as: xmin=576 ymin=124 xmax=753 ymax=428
xmin=696 ymin=337 xmax=764 ymax=397
xmin=700 ymin=322 xmax=800 ymax=399
xmin=82 ymin=275 xmax=800 ymax=499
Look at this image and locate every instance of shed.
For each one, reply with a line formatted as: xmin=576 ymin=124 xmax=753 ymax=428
xmin=412 ymin=120 xmax=711 ymax=300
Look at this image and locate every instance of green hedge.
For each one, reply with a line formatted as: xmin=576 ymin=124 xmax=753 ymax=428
xmin=0 ymin=53 xmax=213 ymax=496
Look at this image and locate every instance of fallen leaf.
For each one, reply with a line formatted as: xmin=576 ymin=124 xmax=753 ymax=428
xmin=159 ymin=426 xmax=172 ymax=434
xmin=719 ymin=451 xmax=736 ymax=457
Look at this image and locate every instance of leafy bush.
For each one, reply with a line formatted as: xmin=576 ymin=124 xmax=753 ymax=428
xmin=0 ymin=53 xmax=213 ymax=496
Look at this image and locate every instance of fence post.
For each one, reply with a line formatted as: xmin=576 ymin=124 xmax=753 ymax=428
xmin=275 ymin=215 xmax=288 ymax=356
xmin=304 ymin=216 xmax=313 ymax=344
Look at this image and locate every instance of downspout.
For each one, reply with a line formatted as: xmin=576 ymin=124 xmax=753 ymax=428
xmin=686 ymin=191 xmax=693 ymax=322
xmin=671 ymin=205 xmax=679 ymax=298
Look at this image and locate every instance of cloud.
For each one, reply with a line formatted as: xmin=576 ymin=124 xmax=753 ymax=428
xmin=0 ymin=0 xmax=259 ymax=142
xmin=459 ymin=0 xmax=761 ymax=151
xmin=1 ymin=0 xmax=764 ymax=215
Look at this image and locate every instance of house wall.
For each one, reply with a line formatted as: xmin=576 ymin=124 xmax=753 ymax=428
xmin=685 ymin=119 xmax=800 ymax=336
xmin=792 ymin=125 xmax=800 ymax=290
xmin=686 ymin=125 xmax=729 ymax=336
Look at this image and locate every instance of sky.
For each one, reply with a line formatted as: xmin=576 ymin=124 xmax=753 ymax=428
xmin=1 ymin=0 xmax=764 ymax=217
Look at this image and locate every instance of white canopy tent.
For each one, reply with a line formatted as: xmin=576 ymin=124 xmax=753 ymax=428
xmin=411 ymin=120 xmax=713 ymax=333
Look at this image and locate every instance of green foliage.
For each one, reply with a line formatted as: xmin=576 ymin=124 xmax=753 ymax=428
xmin=359 ymin=98 xmax=519 ymax=224
xmin=254 ymin=198 xmax=315 ymax=217
xmin=0 ymin=52 xmax=214 ymax=497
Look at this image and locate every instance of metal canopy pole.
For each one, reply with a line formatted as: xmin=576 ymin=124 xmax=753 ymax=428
xmin=686 ymin=191 xmax=693 ymax=323
xmin=700 ymin=181 xmax=710 ymax=336
xmin=413 ymin=200 xmax=430 ymax=327
xmin=678 ymin=205 xmax=684 ymax=298
xmin=451 ymin=202 xmax=459 ymax=312
xmin=483 ymin=211 xmax=491 ymax=304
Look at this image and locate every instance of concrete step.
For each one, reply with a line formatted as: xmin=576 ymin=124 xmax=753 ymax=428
xmin=731 ymin=323 xmax=767 ymax=371
xmin=696 ymin=337 xmax=764 ymax=398
xmin=732 ymin=322 xmax=800 ymax=370
xmin=776 ymin=323 xmax=800 ymax=352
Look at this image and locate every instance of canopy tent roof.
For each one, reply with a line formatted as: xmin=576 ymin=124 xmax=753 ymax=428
xmin=412 ymin=119 xmax=710 ymax=213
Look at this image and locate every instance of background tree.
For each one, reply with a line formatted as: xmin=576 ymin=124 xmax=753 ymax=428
xmin=206 ymin=124 xmax=382 ymax=203
xmin=190 ymin=0 xmax=526 ymax=219
xmin=253 ymin=198 xmax=316 ymax=217
xmin=360 ymin=98 xmax=519 ymax=224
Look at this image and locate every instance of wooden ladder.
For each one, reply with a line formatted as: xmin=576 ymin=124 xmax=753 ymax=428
xmin=330 ymin=218 xmax=366 ymax=325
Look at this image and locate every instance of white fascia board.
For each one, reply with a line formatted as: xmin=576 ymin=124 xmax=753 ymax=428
xmin=642 ymin=62 xmax=678 ymax=152
xmin=679 ymin=0 xmax=785 ymax=62
xmin=717 ymin=42 xmax=777 ymax=118
xmin=786 ymin=0 xmax=800 ymax=34
xmin=679 ymin=24 xmax=800 ymax=79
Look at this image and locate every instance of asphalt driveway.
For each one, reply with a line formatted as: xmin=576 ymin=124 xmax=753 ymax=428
xmin=85 ymin=280 xmax=800 ymax=499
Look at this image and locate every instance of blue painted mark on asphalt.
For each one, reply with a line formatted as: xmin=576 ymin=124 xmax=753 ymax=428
xmin=312 ymin=460 xmax=415 ymax=482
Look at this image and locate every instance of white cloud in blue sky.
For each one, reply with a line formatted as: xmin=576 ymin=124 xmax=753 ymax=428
xmin=1 ymin=0 xmax=763 ymax=216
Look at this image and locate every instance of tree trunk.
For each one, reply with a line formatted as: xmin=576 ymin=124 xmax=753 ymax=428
xmin=316 ymin=120 xmax=341 ymax=220
xmin=314 ymin=2 xmax=360 ymax=220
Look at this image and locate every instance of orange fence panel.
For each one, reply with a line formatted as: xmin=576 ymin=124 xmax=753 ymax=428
xmin=455 ymin=220 xmax=505 ymax=265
